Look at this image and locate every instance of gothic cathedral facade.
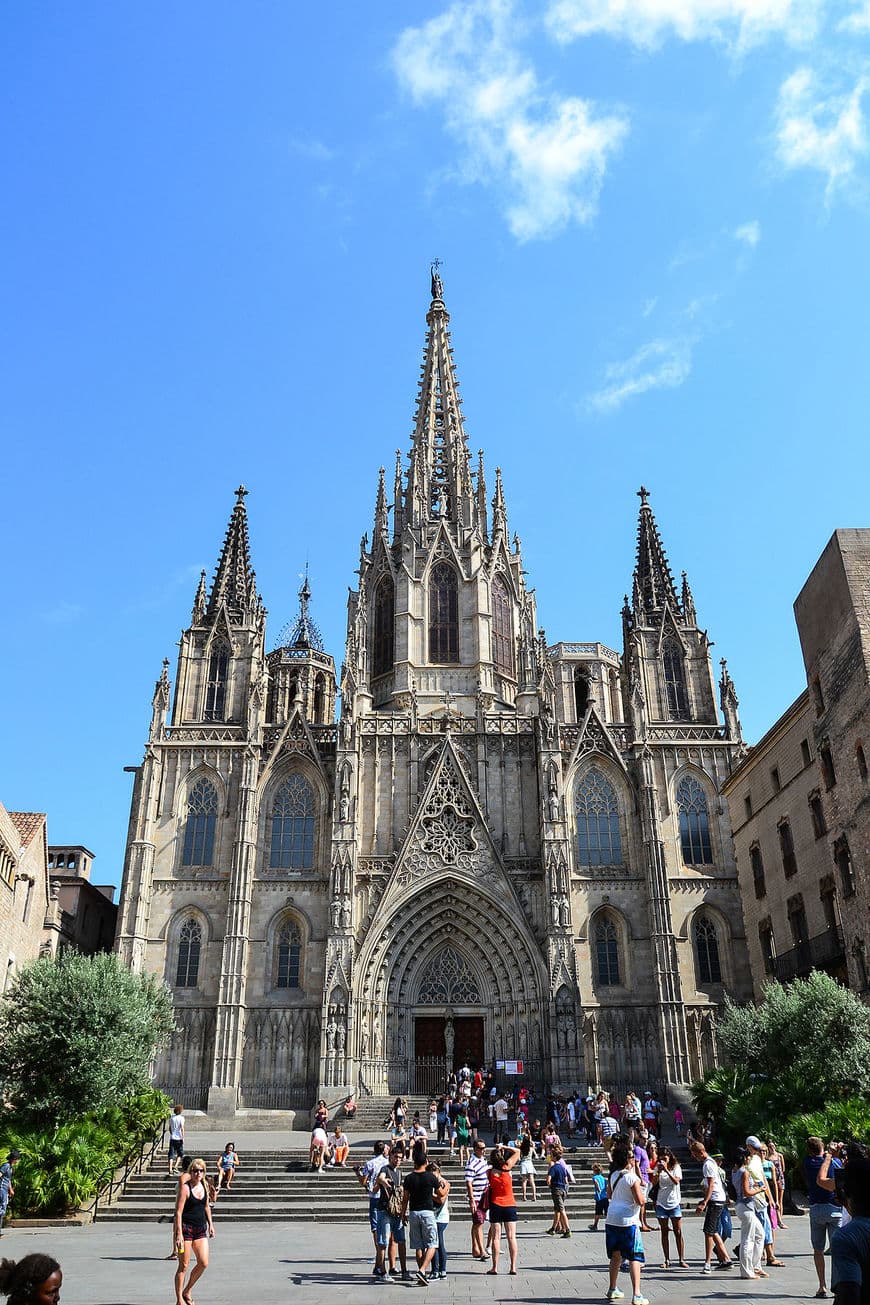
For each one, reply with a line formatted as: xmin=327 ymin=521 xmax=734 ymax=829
xmin=116 ymin=274 xmax=752 ymax=1120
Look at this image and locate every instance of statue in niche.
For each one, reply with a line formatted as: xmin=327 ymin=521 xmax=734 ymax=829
xmin=340 ymin=901 xmax=351 ymax=929
xmin=444 ymin=1013 xmax=455 ymax=1063
xmin=336 ymin=1021 xmax=346 ymax=1056
xmin=326 ymin=1017 xmax=337 ymax=1054
xmin=551 ymin=896 xmax=561 ymax=927
xmin=398 ymin=1032 xmax=406 ymax=1057
xmin=330 ymin=898 xmax=342 ymax=930
xmin=541 ymin=701 xmax=555 ymax=745
xmin=360 ymin=1016 xmax=370 ymax=1058
xmin=559 ymin=896 xmax=571 ymax=928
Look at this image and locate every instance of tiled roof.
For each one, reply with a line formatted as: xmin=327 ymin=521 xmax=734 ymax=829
xmin=8 ymin=811 xmax=46 ymax=847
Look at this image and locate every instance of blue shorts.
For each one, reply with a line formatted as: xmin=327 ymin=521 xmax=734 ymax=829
xmin=376 ymin=1208 xmax=406 ymax=1247
xmin=368 ymin=1195 xmax=380 ymax=1232
xmin=810 ymin=1204 xmax=842 ymax=1253
xmin=657 ymin=1205 xmax=682 ymax=1220
xmin=605 ymin=1225 xmax=645 ymax=1262
xmin=409 ymin=1209 xmax=438 ymax=1250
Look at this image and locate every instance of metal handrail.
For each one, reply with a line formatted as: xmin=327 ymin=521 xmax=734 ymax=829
xmin=90 ymin=1117 xmax=166 ymax=1222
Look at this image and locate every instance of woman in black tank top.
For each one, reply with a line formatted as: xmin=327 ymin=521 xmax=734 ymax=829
xmin=173 ymin=1158 xmax=214 ymax=1305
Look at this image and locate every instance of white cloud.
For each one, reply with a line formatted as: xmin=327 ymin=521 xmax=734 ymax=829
xmin=775 ymin=66 xmax=868 ymax=193
xmin=392 ymin=0 xmax=628 ymax=240
xmin=839 ymin=1 xmax=870 ymax=32
xmin=734 ymin=218 xmax=761 ymax=244
xmin=586 ymin=336 xmax=694 ymax=412
xmin=546 ymin=0 xmax=824 ymax=50
xmin=289 ymin=137 xmax=335 ymax=161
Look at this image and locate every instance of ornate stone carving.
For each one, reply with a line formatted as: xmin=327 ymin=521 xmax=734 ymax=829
xmin=416 ymin=946 xmax=481 ymax=1004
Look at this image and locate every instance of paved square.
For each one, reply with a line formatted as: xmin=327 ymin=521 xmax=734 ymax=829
xmin=1 ymin=1212 xmax=825 ymax=1304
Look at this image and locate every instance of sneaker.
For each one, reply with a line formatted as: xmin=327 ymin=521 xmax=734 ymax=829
xmin=631 ymin=1296 xmax=650 ymax=1305
xmin=382 ymin=1273 xmax=394 ymax=1284
xmin=415 ymin=1270 xmax=429 ymax=1287
xmin=546 ymin=1228 xmax=558 ymax=1236
xmin=701 ymin=1264 xmax=713 ymax=1274
xmin=605 ymin=1291 xmax=625 ymax=1302
xmin=438 ymin=1272 xmax=447 ymax=1279
xmin=562 ymin=1230 xmax=572 ymax=1238
xmin=620 ymin=1261 xmax=630 ymax=1272
xmin=401 ymin=1272 xmax=412 ymax=1281
xmin=715 ymin=1260 xmax=733 ymax=1271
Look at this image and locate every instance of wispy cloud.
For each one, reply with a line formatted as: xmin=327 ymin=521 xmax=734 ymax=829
xmin=392 ymin=0 xmax=628 ymax=241
xmin=546 ymin=0 xmax=825 ymax=51
xmin=586 ymin=336 xmax=695 ymax=412
xmin=734 ymin=219 xmax=761 ymax=245
xmin=289 ymin=137 xmax=335 ymax=161
xmin=839 ymin=1 xmax=870 ymax=32
xmin=775 ymin=66 xmax=869 ymax=195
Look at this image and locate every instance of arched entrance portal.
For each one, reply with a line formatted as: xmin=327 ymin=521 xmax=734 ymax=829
xmin=353 ymin=876 xmax=549 ymax=1096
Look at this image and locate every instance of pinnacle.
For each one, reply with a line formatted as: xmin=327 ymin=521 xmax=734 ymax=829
xmin=633 ymin=487 xmax=680 ymax=617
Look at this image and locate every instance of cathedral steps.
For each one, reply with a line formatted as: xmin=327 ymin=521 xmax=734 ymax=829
xmin=96 ymin=1145 xmax=703 ymax=1224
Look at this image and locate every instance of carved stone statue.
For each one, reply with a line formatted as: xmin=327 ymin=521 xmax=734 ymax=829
xmin=398 ymin=1031 xmax=406 ymax=1057
xmin=559 ymin=896 xmax=570 ymax=928
xmin=340 ymin=901 xmax=351 ymax=929
xmin=444 ymin=1013 xmax=455 ymax=1062
xmin=360 ymin=1016 xmax=369 ymax=1058
xmin=336 ymin=1021 xmax=346 ymax=1056
xmin=326 ymin=1018 xmax=337 ymax=1053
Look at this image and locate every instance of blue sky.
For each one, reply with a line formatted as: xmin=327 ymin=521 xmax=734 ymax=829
xmin=3 ymin=1 xmax=870 ymax=889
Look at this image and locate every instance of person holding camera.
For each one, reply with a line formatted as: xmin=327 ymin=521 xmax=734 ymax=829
xmin=831 ymin=1145 xmax=870 ymax=1305
xmin=805 ymin=1135 xmax=845 ymax=1298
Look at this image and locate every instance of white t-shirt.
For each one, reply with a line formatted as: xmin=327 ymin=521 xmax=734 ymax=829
xmin=169 ymin=1113 xmax=185 ymax=1141
xmin=494 ymin=1099 xmax=508 ymax=1121
xmin=655 ymin=1164 xmax=682 ymax=1210
xmin=312 ymin=1126 xmax=328 ymax=1147
xmin=606 ymin=1168 xmax=641 ymax=1227
xmin=702 ymin=1157 xmax=727 ymax=1203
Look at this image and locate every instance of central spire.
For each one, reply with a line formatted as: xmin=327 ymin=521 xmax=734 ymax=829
xmin=632 ymin=486 xmax=681 ymax=618
xmin=403 ymin=266 xmax=475 ymax=530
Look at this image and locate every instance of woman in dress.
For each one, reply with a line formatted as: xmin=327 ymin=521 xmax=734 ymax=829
xmin=174 ymin=1157 xmax=214 ymax=1305
xmin=0 ymin=1255 xmax=62 ymax=1305
xmin=604 ymin=1137 xmax=648 ymax=1305
xmin=655 ymin=1147 xmax=687 ymax=1268
xmin=485 ymin=1144 xmax=520 ymax=1275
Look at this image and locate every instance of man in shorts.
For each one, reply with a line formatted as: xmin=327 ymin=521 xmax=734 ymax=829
xmin=465 ymin=1139 xmax=491 ymax=1261
xmin=167 ymin=1103 xmax=185 ymax=1175
xmin=357 ymin=1140 xmax=389 ymax=1271
xmin=374 ymin=1147 xmax=408 ymax=1282
xmin=806 ymin=1136 xmax=844 ymax=1298
xmin=401 ymin=1141 xmax=444 ymax=1286
xmin=690 ymin=1138 xmax=733 ymax=1274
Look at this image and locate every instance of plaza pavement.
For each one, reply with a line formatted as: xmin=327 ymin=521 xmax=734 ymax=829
xmin=1 ymin=1206 xmax=827 ymax=1305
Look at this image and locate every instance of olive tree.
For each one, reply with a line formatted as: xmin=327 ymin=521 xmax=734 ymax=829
xmin=0 ymin=951 xmax=174 ymax=1122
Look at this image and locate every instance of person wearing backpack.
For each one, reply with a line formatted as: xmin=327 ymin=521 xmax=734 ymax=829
xmin=374 ymin=1147 xmax=408 ymax=1282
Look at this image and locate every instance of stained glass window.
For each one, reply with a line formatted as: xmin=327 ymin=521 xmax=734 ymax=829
xmin=576 ymin=768 xmax=623 ymax=866
xmin=429 ymin=563 xmax=459 ymax=663
xmin=204 ymin=642 xmax=229 ymax=721
xmin=276 ymin=919 xmax=302 ymax=988
xmin=492 ymin=574 xmax=513 ymax=676
xmin=677 ymin=775 xmax=712 ymax=864
xmin=662 ymin=637 xmax=689 ymax=719
xmin=373 ymin=579 xmax=395 ymax=678
xmin=595 ymin=917 xmax=620 ymax=986
xmin=176 ymin=917 xmax=202 ymax=987
xmin=270 ymin=774 xmax=316 ymax=869
xmin=694 ymin=915 xmax=722 ymax=984
xmin=182 ymin=778 xmax=218 ymax=867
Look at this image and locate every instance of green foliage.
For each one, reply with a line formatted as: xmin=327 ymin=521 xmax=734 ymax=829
xmin=0 ymin=1089 xmax=171 ymax=1216
xmin=0 ymin=951 xmax=174 ymax=1123
xmin=715 ymin=972 xmax=870 ymax=1113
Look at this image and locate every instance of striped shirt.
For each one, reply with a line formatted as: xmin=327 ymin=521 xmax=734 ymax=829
xmin=465 ymin=1154 xmax=489 ymax=1200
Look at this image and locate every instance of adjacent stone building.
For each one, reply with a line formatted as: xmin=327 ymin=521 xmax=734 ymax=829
xmin=116 ymin=273 xmax=753 ymax=1120
xmin=0 ymin=804 xmax=57 ymax=987
xmin=723 ymin=528 xmax=870 ymax=1000
xmin=48 ymin=845 xmax=118 ymax=955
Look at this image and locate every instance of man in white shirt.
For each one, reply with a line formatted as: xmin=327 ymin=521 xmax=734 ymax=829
xmin=167 ymin=1103 xmax=185 ymax=1175
xmin=690 ymin=1139 xmax=734 ymax=1274
xmin=494 ymin=1094 xmax=509 ymax=1140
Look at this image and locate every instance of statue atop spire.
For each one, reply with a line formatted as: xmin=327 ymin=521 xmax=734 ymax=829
xmin=430 ymin=257 xmax=444 ymax=302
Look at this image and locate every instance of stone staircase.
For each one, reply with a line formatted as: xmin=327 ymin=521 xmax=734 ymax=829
xmin=98 ymin=1139 xmax=703 ymax=1225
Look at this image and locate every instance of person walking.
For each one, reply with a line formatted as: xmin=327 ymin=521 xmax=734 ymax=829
xmin=400 ymin=1141 xmax=444 ymax=1286
xmin=732 ymin=1147 xmax=768 ymax=1280
xmin=546 ymin=1143 xmax=572 ymax=1238
xmin=427 ymin=1159 xmax=451 ymax=1280
xmin=590 ymin=1162 xmax=609 ymax=1230
xmin=689 ymin=1138 xmax=733 ymax=1274
xmin=655 ymin=1147 xmax=687 ymax=1268
xmin=173 ymin=1157 xmax=214 ymax=1305
xmin=485 ymin=1143 xmax=520 ymax=1275
xmin=168 ymin=1104 xmax=185 ymax=1175
xmin=0 ymin=1152 xmax=20 ymax=1238
xmin=0 ymin=1254 xmax=62 ymax=1305
xmin=604 ymin=1136 xmax=648 ymax=1305
xmin=518 ymin=1127 xmax=537 ymax=1202
xmin=465 ymin=1139 xmax=491 ymax=1262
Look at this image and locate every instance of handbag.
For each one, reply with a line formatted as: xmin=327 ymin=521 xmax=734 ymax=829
xmin=478 ymin=1185 xmax=491 ymax=1213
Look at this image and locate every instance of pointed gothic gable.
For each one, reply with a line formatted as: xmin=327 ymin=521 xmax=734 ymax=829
xmin=565 ymin=703 xmax=630 ymax=779
xmin=655 ymin=603 xmax=688 ymax=654
xmin=259 ymin=705 xmax=326 ymax=782
xmin=384 ymin=738 xmax=511 ymax=899
xmin=422 ymin=519 xmax=465 ymax=577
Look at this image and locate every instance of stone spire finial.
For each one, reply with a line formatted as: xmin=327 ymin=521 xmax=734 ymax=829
xmin=374 ymin=465 xmax=389 ymax=536
xmin=393 ymin=448 xmax=404 ymax=541
xmin=206 ymin=486 xmax=256 ymax=622
xmin=632 ymin=487 xmax=680 ymax=618
xmin=192 ymin=569 xmax=207 ymax=623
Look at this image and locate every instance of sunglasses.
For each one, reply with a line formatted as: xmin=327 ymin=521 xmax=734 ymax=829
xmin=190 ymin=1167 xmax=205 ymax=1173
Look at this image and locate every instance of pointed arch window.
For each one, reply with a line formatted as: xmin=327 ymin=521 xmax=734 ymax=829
xmin=694 ymin=915 xmax=722 ymax=984
xmin=492 ymin=574 xmax=514 ymax=676
xmin=269 ymin=774 xmax=316 ymax=869
xmin=275 ymin=919 xmax=302 ymax=988
xmin=373 ymin=578 xmax=395 ymax=679
xmin=182 ymin=778 xmax=218 ymax=867
xmin=575 ymin=767 xmax=623 ymax=866
xmin=574 ymin=669 xmax=589 ymax=720
xmin=662 ymin=636 xmax=689 ymax=720
xmin=677 ymin=774 xmax=713 ymax=864
xmin=594 ymin=915 xmax=621 ymax=986
xmin=429 ymin=562 xmax=459 ymax=664
xmin=204 ymin=641 xmax=230 ymax=721
xmin=175 ymin=917 xmax=202 ymax=987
